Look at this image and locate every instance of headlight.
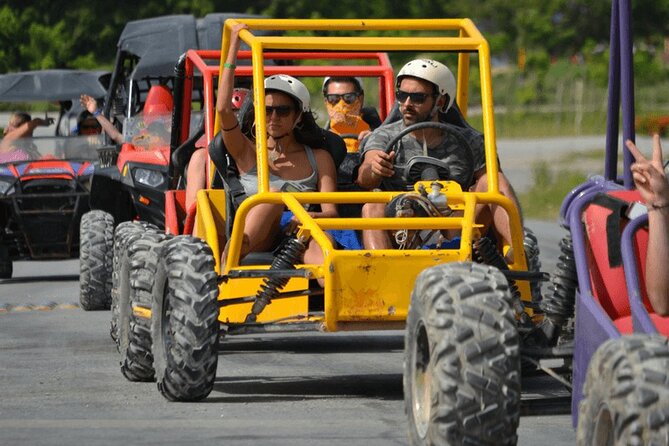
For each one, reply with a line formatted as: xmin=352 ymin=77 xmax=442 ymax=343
xmin=0 ymin=179 xmax=15 ymax=195
xmin=132 ymin=168 xmax=165 ymax=188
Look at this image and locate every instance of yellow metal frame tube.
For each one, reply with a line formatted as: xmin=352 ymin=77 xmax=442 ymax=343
xmin=212 ymin=18 xmax=531 ymax=320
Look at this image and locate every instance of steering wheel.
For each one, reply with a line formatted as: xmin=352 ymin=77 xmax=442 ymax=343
xmin=382 ymin=121 xmax=475 ymax=186
xmin=338 ymin=133 xmax=359 ymax=141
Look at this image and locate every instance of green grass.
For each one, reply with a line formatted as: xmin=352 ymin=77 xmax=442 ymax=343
xmin=519 ymin=160 xmax=588 ymax=221
xmin=467 ymin=110 xmax=610 ymax=138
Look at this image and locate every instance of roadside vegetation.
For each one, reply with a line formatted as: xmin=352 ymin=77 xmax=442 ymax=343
xmin=2 ymin=1 xmax=665 ymax=220
xmin=2 ymin=0 xmax=669 ymax=139
xmin=519 ymin=161 xmax=588 ymax=221
xmin=518 ymin=148 xmax=616 ymax=221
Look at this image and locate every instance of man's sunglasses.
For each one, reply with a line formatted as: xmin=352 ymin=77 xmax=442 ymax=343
xmin=395 ymin=90 xmax=435 ymax=105
xmin=265 ymin=105 xmax=294 ymax=117
xmin=325 ymin=92 xmax=361 ymax=105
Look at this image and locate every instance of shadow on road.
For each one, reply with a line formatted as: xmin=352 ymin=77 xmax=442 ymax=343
xmin=219 ymin=333 xmax=405 ymax=354
xmin=0 ymin=274 xmax=79 ymax=284
xmin=211 ymin=373 xmax=403 ymax=403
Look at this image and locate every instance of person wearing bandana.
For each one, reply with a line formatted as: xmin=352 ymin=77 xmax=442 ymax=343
xmin=356 ymin=59 xmax=522 ymax=253
xmin=322 ymin=76 xmax=381 ymax=153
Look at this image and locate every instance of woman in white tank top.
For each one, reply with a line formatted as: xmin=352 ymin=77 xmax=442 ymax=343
xmin=215 ymin=23 xmax=339 ymax=271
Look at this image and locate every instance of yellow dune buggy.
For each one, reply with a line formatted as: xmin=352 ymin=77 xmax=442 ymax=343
xmin=138 ymin=18 xmax=563 ymax=446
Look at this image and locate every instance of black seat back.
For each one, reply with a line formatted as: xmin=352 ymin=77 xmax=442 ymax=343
xmin=171 ymin=119 xmax=205 ymax=181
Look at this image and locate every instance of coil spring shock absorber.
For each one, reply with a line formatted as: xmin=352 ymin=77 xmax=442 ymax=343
xmin=523 ymin=228 xmax=543 ymax=305
xmin=538 ymin=234 xmax=577 ymax=345
xmin=473 ymin=237 xmax=529 ymax=323
xmin=245 ymin=236 xmax=308 ymax=323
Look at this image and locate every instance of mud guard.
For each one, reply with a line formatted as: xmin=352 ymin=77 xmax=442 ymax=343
xmin=90 ymin=171 xmax=134 ymax=223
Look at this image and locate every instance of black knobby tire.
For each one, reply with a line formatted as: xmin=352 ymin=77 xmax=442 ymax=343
xmin=404 ymin=261 xmax=521 ymax=446
xmin=110 ymin=221 xmax=159 ymax=345
xmin=151 ymin=236 xmax=219 ymax=401
xmin=576 ymin=335 xmax=669 ymax=446
xmin=79 ymin=210 xmax=114 ymax=310
xmin=523 ymin=226 xmax=542 ymax=304
xmin=119 ymin=231 xmax=167 ymax=382
xmin=0 ymin=244 xmax=12 ymax=279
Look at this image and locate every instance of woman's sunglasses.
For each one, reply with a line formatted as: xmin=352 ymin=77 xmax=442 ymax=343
xmin=265 ymin=105 xmax=294 ymax=118
xmin=325 ymin=92 xmax=361 ymax=105
xmin=395 ymin=90 xmax=435 ymax=105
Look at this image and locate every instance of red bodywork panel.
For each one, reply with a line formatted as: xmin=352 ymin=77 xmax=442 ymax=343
xmin=20 ymin=159 xmax=81 ymax=181
xmin=116 ymin=144 xmax=170 ymax=170
xmin=583 ymin=189 xmax=669 ymax=335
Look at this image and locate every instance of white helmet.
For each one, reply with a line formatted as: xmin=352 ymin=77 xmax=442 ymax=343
xmin=396 ymin=59 xmax=456 ymax=111
xmin=264 ymin=74 xmax=311 ymax=112
xmin=322 ymin=76 xmax=364 ymax=94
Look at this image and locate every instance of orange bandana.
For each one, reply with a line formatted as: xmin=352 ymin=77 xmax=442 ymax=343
xmin=327 ymin=98 xmax=370 ymax=152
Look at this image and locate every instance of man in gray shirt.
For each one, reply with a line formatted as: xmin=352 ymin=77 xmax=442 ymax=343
xmin=356 ymin=58 xmax=522 ymax=251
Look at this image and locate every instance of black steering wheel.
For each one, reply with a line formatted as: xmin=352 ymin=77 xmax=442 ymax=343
xmin=382 ymin=121 xmax=475 ymax=186
xmin=338 ymin=133 xmax=360 ymax=141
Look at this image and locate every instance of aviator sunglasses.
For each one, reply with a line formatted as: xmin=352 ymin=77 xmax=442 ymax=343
xmin=325 ymin=92 xmax=361 ymax=105
xmin=395 ymin=90 xmax=436 ymax=105
xmin=265 ymin=105 xmax=294 ymax=117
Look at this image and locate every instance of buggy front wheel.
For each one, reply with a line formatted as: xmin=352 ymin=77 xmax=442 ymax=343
xmin=79 ymin=210 xmax=114 ymax=310
xmin=151 ymin=236 xmax=219 ymax=401
xmin=576 ymin=335 xmax=669 ymax=446
xmin=404 ymin=261 xmax=521 ymax=445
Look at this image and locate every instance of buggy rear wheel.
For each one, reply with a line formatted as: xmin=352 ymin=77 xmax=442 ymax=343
xmin=79 ymin=210 xmax=114 ymax=310
xmin=119 ymin=230 xmax=167 ymax=382
xmin=151 ymin=236 xmax=219 ymax=401
xmin=576 ymin=335 xmax=669 ymax=446
xmin=0 ymin=245 xmax=12 ymax=279
xmin=404 ymin=261 xmax=520 ymax=445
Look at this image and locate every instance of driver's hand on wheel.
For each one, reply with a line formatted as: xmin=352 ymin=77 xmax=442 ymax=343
xmin=368 ymin=150 xmax=396 ymax=178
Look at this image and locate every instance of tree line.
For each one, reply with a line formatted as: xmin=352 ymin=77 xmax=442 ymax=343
xmin=2 ymin=0 xmax=668 ymax=74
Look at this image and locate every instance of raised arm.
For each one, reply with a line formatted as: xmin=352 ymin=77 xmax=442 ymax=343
xmin=215 ymin=23 xmax=255 ymax=171
xmin=626 ymin=135 xmax=669 ymax=315
xmin=0 ymin=117 xmax=53 ymax=152
xmin=80 ymin=95 xmax=123 ymax=144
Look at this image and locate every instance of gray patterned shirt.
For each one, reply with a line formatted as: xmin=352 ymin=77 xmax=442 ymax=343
xmin=361 ymin=120 xmax=488 ymax=190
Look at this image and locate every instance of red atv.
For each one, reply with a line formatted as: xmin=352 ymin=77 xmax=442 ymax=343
xmin=78 ymin=13 xmax=280 ymax=310
xmin=0 ymin=69 xmax=108 ymax=279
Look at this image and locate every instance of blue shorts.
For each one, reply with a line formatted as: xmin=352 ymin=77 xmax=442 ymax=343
xmin=279 ymin=212 xmax=459 ymax=251
xmin=280 ymin=212 xmax=363 ymax=250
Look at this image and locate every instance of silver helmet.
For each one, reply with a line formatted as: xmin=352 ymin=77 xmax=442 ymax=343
xmin=396 ymin=59 xmax=456 ymax=111
xmin=264 ymin=74 xmax=311 ymax=112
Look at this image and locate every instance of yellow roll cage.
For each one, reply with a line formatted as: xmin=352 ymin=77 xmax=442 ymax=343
xmin=195 ymin=18 xmax=530 ymax=332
